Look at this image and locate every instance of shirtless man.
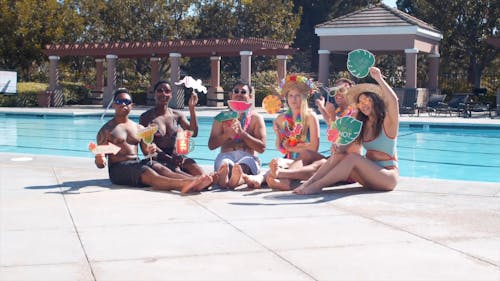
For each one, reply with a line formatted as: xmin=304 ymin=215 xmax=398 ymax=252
xmin=94 ymin=88 xmax=212 ymax=193
xmin=140 ymin=80 xmax=204 ymax=176
xmin=208 ymin=81 xmax=266 ymax=189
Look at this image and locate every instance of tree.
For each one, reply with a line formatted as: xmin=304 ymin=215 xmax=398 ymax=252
xmin=291 ymin=0 xmax=380 ymax=73
xmin=0 ymin=0 xmax=83 ymax=80
xmin=397 ymin=0 xmax=499 ymax=89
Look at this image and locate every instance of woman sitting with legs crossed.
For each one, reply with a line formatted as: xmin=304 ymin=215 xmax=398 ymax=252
xmin=294 ymin=67 xmax=399 ymax=195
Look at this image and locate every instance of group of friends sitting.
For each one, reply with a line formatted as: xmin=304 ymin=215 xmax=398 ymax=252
xmin=94 ymin=66 xmax=399 ymax=195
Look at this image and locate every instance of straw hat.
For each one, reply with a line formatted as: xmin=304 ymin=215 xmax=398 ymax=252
xmin=346 ymin=83 xmax=384 ymax=105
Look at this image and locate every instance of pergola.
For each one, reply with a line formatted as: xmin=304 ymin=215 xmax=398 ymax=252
xmin=43 ymin=38 xmax=297 ymax=108
xmin=315 ymin=3 xmax=443 ymax=105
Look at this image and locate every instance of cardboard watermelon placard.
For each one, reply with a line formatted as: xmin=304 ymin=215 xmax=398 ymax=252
xmin=347 ymin=49 xmax=375 ymax=78
xmin=327 ymin=116 xmax=363 ymax=145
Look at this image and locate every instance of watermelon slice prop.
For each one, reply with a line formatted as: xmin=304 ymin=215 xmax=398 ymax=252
xmin=262 ymin=95 xmax=282 ymax=114
xmin=347 ymin=49 xmax=375 ymax=78
xmin=228 ymin=100 xmax=252 ymax=113
xmin=327 ymin=116 xmax=363 ymax=146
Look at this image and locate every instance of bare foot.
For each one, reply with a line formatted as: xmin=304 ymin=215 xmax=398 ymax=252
xmin=242 ymin=174 xmax=264 ymax=189
xmin=180 ymin=177 xmax=206 ymax=193
xmin=293 ymin=183 xmax=323 ymax=195
xmin=228 ymin=164 xmax=244 ymax=189
xmin=217 ymin=163 xmax=229 ymax=188
xmin=194 ymin=174 xmax=213 ymax=192
xmin=269 ymin=158 xmax=280 ymax=178
xmin=266 ymin=175 xmax=291 ymax=191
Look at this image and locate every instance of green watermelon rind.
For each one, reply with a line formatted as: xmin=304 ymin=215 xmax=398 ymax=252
xmin=214 ymin=111 xmax=238 ymax=122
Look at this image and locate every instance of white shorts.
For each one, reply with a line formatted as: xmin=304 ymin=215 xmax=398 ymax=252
xmin=214 ymin=150 xmax=261 ymax=175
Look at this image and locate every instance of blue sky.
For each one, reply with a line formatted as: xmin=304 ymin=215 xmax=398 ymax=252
xmin=382 ymin=0 xmax=397 ymax=7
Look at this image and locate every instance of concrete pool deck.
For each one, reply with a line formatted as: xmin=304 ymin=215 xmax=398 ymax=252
xmin=1 ymin=106 xmax=500 ymax=280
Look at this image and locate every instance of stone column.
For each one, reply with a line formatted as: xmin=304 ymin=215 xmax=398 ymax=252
xmin=48 ymin=56 xmax=63 ymax=107
xmin=276 ymin=55 xmax=288 ymax=84
xmin=318 ymin=50 xmax=330 ymax=86
xmin=95 ymin=58 xmax=104 ymax=91
xmin=240 ymin=51 xmax=252 ymax=106
xmin=105 ymin=54 xmax=118 ymax=107
xmin=208 ymin=56 xmax=224 ymax=107
xmin=169 ymin=52 xmax=183 ymax=109
xmin=405 ymin=48 xmax=419 ymax=89
xmin=149 ymin=57 xmax=161 ymax=106
xmin=428 ymin=53 xmax=440 ymax=90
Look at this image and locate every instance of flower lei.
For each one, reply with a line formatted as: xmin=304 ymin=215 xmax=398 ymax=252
xmin=278 ymin=109 xmax=304 ymax=158
xmin=278 ymin=74 xmax=317 ymax=96
xmin=336 ymin=105 xmax=355 ymax=118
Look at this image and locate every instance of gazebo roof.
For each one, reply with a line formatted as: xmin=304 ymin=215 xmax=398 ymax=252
xmin=43 ymin=37 xmax=297 ymax=58
xmin=315 ymin=3 xmax=442 ymax=40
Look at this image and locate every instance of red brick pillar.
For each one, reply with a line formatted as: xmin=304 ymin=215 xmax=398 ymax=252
xmin=428 ymin=53 xmax=440 ymax=90
xmin=208 ymin=56 xmax=224 ymax=107
xmin=105 ymin=54 xmax=118 ymax=107
xmin=149 ymin=57 xmax=161 ymax=105
xmin=169 ymin=52 xmax=183 ymax=109
xmin=405 ymin=48 xmax=418 ymax=89
xmin=240 ymin=51 xmax=252 ymax=106
xmin=276 ymin=55 xmax=288 ymax=84
xmin=318 ymin=50 xmax=330 ymax=86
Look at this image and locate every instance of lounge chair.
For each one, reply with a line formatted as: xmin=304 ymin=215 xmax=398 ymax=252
xmin=426 ymin=94 xmax=447 ymax=116
xmin=399 ymin=90 xmax=417 ymax=116
xmin=439 ymin=93 xmax=470 ymax=117
xmin=465 ymin=89 xmax=493 ymax=118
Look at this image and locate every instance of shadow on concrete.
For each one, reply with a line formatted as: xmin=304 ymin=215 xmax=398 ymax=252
xmin=25 ymin=178 xmax=116 ymax=194
xmin=229 ymin=186 xmax=385 ymax=205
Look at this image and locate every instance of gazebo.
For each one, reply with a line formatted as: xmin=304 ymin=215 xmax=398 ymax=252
xmin=315 ymin=3 xmax=443 ymax=107
xmin=43 ymin=38 xmax=297 ymax=108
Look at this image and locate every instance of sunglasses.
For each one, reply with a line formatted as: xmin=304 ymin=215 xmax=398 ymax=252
xmin=233 ymin=89 xmax=247 ymax=95
xmin=156 ymin=88 xmax=172 ymax=94
xmin=114 ymin=98 xmax=132 ymax=105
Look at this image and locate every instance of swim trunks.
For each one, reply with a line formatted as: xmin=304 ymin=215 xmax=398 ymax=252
xmin=214 ymin=150 xmax=261 ymax=175
xmin=157 ymin=151 xmax=197 ymax=173
xmin=108 ymin=159 xmax=154 ymax=187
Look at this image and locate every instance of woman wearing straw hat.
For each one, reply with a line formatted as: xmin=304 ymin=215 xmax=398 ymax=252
xmin=294 ymin=67 xmax=399 ymax=195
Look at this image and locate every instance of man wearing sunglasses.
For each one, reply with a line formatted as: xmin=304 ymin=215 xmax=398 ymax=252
xmin=94 ymin=88 xmax=213 ymax=193
xmin=140 ymin=80 xmax=204 ymax=177
xmin=208 ymin=81 xmax=267 ymax=189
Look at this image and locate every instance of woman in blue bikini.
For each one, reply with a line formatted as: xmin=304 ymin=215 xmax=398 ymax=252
xmin=294 ymin=67 xmax=399 ymax=194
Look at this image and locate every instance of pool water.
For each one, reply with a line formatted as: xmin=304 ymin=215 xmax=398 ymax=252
xmin=1 ymin=114 xmax=499 ymax=183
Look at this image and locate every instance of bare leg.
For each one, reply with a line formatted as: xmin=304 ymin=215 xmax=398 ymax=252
xmin=266 ymin=174 xmax=292 ymax=191
xmin=182 ymin=158 xmax=205 ymax=176
xmin=193 ymin=174 xmax=214 ymax=192
xmin=294 ymin=154 xmax=398 ymax=195
xmin=269 ymin=158 xmax=281 ymax=177
xmin=152 ymin=163 xmax=191 ymax=179
xmin=217 ymin=163 xmax=229 ymax=188
xmin=275 ymin=159 xmax=327 ymax=181
xmin=298 ymin=154 xmax=347 ymax=188
xmin=228 ymin=164 xmax=245 ymax=189
xmin=242 ymin=173 xmax=265 ymax=189
xmin=297 ymin=149 xmax=326 ymax=166
xmin=140 ymin=168 xmax=206 ymax=193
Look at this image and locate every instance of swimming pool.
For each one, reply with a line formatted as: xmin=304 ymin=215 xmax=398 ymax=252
xmin=1 ymin=113 xmax=499 ymax=183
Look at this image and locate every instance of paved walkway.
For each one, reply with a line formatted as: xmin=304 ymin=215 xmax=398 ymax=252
xmin=1 ymin=106 xmax=500 ymax=280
